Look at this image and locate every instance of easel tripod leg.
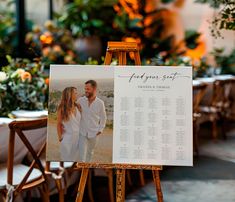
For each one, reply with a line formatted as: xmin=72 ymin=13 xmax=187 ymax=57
xmin=116 ymin=169 xmax=126 ymax=202
xmin=152 ymin=170 xmax=163 ymax=202
xmin=75 ymin=168 xmax=89 ymax=202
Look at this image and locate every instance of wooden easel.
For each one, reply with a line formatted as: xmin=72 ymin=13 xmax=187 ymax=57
xmin=75 ymin=42 xmax=163 ymax=202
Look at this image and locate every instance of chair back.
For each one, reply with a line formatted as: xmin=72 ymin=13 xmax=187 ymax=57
xmin=211 ymin=78 xmax=234 ymax=109
xmin=7 ymin=118 xmax=48 ymax=192
xmin=193 ymin=82 xmax=207 ymax=114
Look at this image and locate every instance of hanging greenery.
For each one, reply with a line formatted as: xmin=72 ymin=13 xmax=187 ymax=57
xmin=195 ymin=0 xmax=235 ymax=37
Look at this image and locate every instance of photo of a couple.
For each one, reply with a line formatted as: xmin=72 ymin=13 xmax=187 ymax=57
xmin=47 ymin=66 xmax=114 ymax=163
xmin=57 ymin=80 xmax=106 ymax=162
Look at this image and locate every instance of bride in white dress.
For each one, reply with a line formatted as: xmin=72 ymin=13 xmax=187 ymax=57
xmin=57 ymin=87 xmax=81 ymax=161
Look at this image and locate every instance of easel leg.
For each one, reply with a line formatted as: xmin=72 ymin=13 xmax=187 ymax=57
xmin=152 ymin=170 xmax=163 ymax=202
xmin=75 ymin=168 xmax=89 ymax=202
xmin=118 ymin=52 xmax=124 ymax=65
xmin=104 ymin=51 xmax=113 ymax=65
xmin=134 ymin=51 xmax=141 ymax=65
xmin=116 ymin=169 xmax=126 ymax=202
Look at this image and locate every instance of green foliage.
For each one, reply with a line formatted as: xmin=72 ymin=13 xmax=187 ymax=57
xmin=150 ymin=54 xmax=192 ymax=66
xmin=56 ymin=0 xmax=118 ymax=37
xmin=194 ymin=0 xmax=225 ymax=8
xmin=195 ymin=0 xmax=235 ymax=37
xmin=0 ymin=1 xmax=34 ymax=57
xmin=84 ymin=57 xmax=99 ymax=65
xmin=211 ymin=48 xmax=235 ymax=74
xmin=0 ymin=56 xmax=48 ymax=117
xmin=150 ymin=53 xmax=211 ymax=78
xmin=0 ymin=5 xmax=16 ymax=56
xmin=161 ymin=0 xmax=175 ymax=3
xmin=184 ymin=30 xmax=201 ymax=49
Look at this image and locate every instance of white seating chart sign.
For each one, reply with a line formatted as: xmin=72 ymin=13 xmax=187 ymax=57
xmin=113 ymin=66 xmax=193 ymax=166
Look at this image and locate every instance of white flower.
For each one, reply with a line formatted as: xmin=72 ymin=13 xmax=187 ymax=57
xmin=184 ymin=56 xmax=192 ymax=63
xmin=0 ymin=72 xmax=7 ymax=82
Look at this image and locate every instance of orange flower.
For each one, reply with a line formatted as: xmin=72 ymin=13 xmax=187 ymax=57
xmin=40 ymin=32 xmax=53 ymax=44
xmin=67 ymin=50 xmax=75 ymax=57
xmin=45 ymin=78 xmax=49 ymax=85
xmin=113 ymin=4 xmax=120 ymax=12
xmin=21 ymin=72 xmax=32 ymax=82
xmin=53 ymin=45 xmax=62 ymax=53
xmin=42 ymin=47 xmax=51 ymax=56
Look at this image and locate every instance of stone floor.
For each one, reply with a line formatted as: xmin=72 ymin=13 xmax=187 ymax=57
xmin=126 ymin=122 xmax=235 ymax=202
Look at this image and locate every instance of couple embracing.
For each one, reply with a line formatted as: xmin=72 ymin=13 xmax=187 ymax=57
xmin=57 ymin=80 xmax=107 ymax=162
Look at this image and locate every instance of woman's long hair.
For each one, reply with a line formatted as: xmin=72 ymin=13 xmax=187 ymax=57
xmin=58 ymin=87 xmax=77 ymax=122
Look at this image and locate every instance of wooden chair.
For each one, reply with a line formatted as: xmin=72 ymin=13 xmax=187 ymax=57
xmin=218 ymin=79 xmax=235 ymax=138
xmin=199 ymin=78 xmax=234 ymax=140
xmin=193 ymin=82 xmax=208 ymax=155
xmin=0 ymin=118 xmax=49 ymax=202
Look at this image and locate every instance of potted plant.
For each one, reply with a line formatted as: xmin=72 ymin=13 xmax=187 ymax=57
xmin=56 ymin=0 xmax=117 ymax=62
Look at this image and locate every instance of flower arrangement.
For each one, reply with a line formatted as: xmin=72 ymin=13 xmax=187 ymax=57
xmin=0 ymin=56 xmax=48 ymax=117
xmin=25 ymin=20 xmax=78 ymax=67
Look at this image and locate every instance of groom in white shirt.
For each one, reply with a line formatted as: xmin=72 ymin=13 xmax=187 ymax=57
xmin=78 ymin=80 xmax=107 ymax=162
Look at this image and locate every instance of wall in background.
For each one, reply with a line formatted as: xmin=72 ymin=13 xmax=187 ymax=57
xmin=180 ymin=0 xmax=235 ymax=54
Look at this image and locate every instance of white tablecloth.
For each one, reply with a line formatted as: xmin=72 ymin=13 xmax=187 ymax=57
xmin=0 ymin=120 xmax=47 ymax=164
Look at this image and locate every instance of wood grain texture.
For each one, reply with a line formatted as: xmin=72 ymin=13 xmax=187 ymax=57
xmin=152 ymin=170 xmax=163 ymax=202
xmin=116 ymin=169 xmax=126 ymax=202
xmin=74 ymin=163 xmax=162 ymax=170
xmin=75 ymin=168 xmax=89 ymax=202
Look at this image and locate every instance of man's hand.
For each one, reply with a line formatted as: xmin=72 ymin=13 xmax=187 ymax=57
xmin=96 ymin=131 xmax=102 ymax=136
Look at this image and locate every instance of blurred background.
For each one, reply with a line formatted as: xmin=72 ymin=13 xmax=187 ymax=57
xmin=0 ymin=0 xmax=235 ymax=202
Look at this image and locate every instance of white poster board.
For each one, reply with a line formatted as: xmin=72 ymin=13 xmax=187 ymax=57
xmin=113 ymin=66 xmax=192 ymax=166
xmin=47 ymin=65 xmax=192 ymax=166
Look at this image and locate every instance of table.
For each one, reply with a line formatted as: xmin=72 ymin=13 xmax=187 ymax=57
xmin=0 ymin=118 xmax=47 ymax=164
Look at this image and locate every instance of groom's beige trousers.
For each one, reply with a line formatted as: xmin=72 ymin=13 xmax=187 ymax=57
xmin=78 ymin=134 xmax=97 ymax=162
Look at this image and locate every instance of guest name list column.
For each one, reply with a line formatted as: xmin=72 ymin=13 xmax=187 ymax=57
xmin=113 ymin=66 xmax=193 ymax=166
